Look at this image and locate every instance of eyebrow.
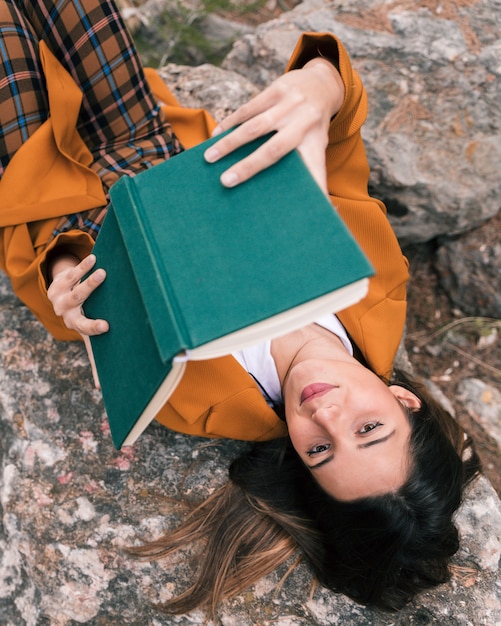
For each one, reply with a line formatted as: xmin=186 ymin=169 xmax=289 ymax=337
xmin=308 ymin=455 xmax=334 ymax=470
xmin=307 ymin=429 xmax=397 ymax=470
xmin=358 ymin=429 xmax=396 ymax=449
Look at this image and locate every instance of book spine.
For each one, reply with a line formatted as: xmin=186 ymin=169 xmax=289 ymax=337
xmin=111 ymin=177 xmax=189 ymax=363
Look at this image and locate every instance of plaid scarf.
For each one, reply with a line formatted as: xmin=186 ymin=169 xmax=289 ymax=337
xmin=0 ymin=0 xmax=183 ymax=240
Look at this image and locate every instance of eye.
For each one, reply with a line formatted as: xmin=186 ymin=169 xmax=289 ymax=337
xmin=307 ymin=443 xmax=331 ymax=456
xmin=359 ymin=421 xmax=383 ymax=434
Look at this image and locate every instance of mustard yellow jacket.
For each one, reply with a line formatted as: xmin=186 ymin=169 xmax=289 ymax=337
xmin=0 ymin=33 xmax=409 ymax=442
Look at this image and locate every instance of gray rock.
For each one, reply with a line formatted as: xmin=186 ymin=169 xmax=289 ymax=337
xmin=1 ymin=1 xmax=500 ymax=623
xmin=458 ymin=378 xmax=501 ymax=449
xmin=156 ymin=62 xmax=259 ymax=122
xmin=0 ymin=276 xmax=500 ymax=622
xmin=199 ymin=13 xmax=254 ymax=51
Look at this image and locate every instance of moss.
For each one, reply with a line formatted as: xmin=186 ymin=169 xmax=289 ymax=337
xmin=134 ymin=0 xmax=268 ymax=67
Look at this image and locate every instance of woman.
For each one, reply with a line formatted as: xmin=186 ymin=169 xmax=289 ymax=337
xmin=0 ymin=0 xmax=481 ymax=617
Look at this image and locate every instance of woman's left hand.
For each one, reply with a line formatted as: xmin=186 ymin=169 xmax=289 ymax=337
xmin=203 ymin=58 xmax=345 ymax=195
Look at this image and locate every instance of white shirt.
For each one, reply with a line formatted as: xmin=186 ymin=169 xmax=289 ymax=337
xmin=232 ymin=314 xmax=353 ymax=406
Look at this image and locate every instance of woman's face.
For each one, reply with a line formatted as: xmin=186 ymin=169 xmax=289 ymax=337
xmin=283 ymin=358 xmax=421 ymax=501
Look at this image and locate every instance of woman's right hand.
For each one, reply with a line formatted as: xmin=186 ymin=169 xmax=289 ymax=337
xmin=47 ymin=253 xmax=109 ymax=388
xmin=204 ymin=57 xmax=345 ymax=194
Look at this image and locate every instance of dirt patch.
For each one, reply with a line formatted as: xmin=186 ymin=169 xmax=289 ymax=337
xmin=404 ymin=243 xmax=501 ymax=497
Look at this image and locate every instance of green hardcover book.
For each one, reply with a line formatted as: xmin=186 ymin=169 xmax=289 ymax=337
xmin=84 ymin=132 xmax=374 ymax=449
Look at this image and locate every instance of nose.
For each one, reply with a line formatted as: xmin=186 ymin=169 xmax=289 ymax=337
xmin=311 ymin=404 xmax=341 ymax=427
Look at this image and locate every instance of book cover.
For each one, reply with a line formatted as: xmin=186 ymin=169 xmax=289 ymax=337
xmin=85 ymin=132 xmax=374 ymax=449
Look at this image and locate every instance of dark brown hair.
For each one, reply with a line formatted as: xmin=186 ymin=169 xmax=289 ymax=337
xmin=127 ymin=371 xmax=481 ymax=616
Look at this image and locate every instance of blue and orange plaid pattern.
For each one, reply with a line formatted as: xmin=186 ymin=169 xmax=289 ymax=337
xmin=0 ymin=0 xmax=183 ymax=240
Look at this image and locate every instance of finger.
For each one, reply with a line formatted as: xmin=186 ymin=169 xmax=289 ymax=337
xmin=64 ymin=305 xmax=109 ymax=336
xmin=76 ymin=253 xmax=98 ymax=277
xmin=62 ymin=254 xmax=99 ymax=288
xmin=205 ymin=82 xmax=296 ymax=163
xmin=217 ymin=130 xmax=302 ymax=187
xmin=65 ymin=268 xmax=106 ymax=312
xmin=82 ymin=317 xmax=109 ymax=337
xmin=205 ymin=113 xmax=275 ymax=166
xmin=217 ymin=128 xmax=329 ymax=191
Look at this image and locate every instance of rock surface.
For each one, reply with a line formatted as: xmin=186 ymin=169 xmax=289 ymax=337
xmin=435 ymin=211 xmax=501 ymax=318
xmin=0 ymin=272 xmax=500 ymax=625
xmin=0 ymin=1 xmax=500 ymax=624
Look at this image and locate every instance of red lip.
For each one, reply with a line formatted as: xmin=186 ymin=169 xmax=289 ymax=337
xmin=300 ymin=383 xmax=336 ymax=404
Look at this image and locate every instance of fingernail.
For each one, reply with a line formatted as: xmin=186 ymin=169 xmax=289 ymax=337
xmin=221 ymin=171 xmax=239 ymax=187
xmin=96 ymin=320 xmax=109 ymax=333
xmin=94 ymin=269 xmax=105 ymax=283
xmin=211 ymin=125 xmax=222 ymax=136
xmin=204 ymin=147 xmax=220 ymax=163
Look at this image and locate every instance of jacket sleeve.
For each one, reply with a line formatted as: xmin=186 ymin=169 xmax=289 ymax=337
xmin=155 ymin=357 xmax=287 ymax=441
xmin=287 ymin=33 xmax=409 ymax=379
